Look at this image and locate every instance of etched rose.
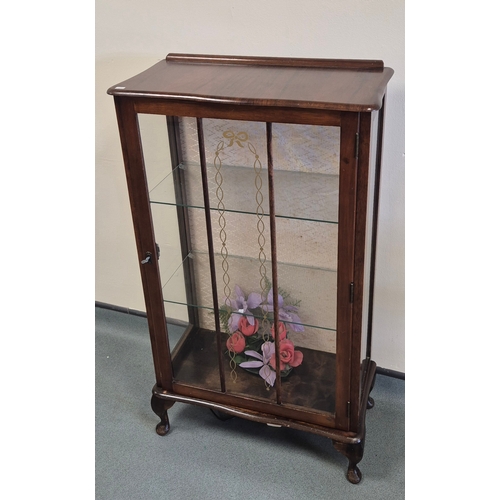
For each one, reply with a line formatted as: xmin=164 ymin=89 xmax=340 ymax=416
xmin=239 ymin=316 xmax=259 ymax=337
xmin=226 ymin=331 xmax=246 ymax=353
xmin=270 ymin=339 xmax=303 ymax=371
xmin=271 ymin=321 xmax=287 ymax=341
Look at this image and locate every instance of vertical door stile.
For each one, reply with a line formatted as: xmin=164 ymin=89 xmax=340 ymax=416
xmin=114 ymin=96 xmax=173 ymax=391
xmin=266 ymin=122 xmax=282 ymax=404
xmin=335 ymin=112 xmax=360 ymax=430
xmin=196 ymin=117 xmax=227 ymax=393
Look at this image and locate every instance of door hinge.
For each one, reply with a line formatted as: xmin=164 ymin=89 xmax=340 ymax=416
xmin=156 ymin=243 xmax=160 ymax=259
xmin=347 ymin=401 xmax=351 ymax=421
xmin=349 ymin=282 xmax=354 ymax=303
xmin=355 ymin=133 xmax=359 ymax=159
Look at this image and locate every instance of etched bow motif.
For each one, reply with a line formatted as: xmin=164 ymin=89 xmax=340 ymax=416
xmin=223 ymin=130 xmax=248 ymax=147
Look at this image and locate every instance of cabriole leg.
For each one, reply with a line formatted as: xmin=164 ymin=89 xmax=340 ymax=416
xmin=332 ymin=440 xmax=364 ymax=484
xmin=151 ymin=395 xmax=174 ymax=436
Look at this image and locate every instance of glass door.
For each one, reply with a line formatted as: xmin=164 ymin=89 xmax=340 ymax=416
xmin=138 ymin=113 xmax=353 ymax=427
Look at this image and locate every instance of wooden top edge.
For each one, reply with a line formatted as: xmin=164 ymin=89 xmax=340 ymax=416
xmin=108 ymin=90 xmax=385 ymax=112
xmin=165 ymin=53 xmax=385 ymax=71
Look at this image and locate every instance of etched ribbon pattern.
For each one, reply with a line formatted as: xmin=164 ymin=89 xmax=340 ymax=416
xmin=214 ymin=129 xmax=268 ymax=383
xmin=214 ymin=137 xmax=236 ymax=381
xmin=249 ymin=141 xmax=270 ymax=343
xmin=222 ymin=130 xmax=249 ymax=147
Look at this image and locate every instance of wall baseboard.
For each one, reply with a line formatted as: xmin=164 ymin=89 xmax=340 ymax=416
xmin=375 ymin=366 xmax=405 ymax=380
xmin=95 ymin=300 xmax=147 ymax=318
xmin=95 ymin=301 xmax=405 ymax=380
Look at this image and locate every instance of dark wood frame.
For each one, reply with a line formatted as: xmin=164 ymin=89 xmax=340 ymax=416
xmin=109 ymin=54 xmax=392 ymax=484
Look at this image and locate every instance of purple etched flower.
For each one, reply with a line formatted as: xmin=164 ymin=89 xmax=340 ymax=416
xmin=228 ymin=285 xmax=262 ymax=333
xmin=239 ymin=341 xmax=276 ymax=386
xmin=261 ymin=288 xmax=304 ymax=332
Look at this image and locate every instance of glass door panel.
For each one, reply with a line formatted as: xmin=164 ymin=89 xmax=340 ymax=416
xmin=139 ymin=113 xmax=341 ymax=417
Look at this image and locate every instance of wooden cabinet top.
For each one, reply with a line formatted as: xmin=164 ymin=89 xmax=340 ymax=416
xmin=108 ymin=53 xmax=393 ymax=112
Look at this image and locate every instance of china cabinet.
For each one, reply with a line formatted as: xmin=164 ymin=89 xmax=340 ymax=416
xmin=108 ymin=53 xmax=393 ymax=483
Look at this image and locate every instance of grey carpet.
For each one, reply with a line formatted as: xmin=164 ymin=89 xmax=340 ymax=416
xmin=96 ymin=307 xmax=404 ymax=499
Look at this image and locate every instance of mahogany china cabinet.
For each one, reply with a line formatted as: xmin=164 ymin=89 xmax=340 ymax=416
xmin=108 ymin=53 xmax=393 ymax=484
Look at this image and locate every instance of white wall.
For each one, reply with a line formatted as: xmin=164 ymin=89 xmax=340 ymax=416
xmin=95 ymin=0 xmax=405 ymax=372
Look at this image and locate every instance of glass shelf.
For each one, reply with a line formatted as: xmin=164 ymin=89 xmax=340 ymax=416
xmin=149 ymin=162 xmax=339 ymax=225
